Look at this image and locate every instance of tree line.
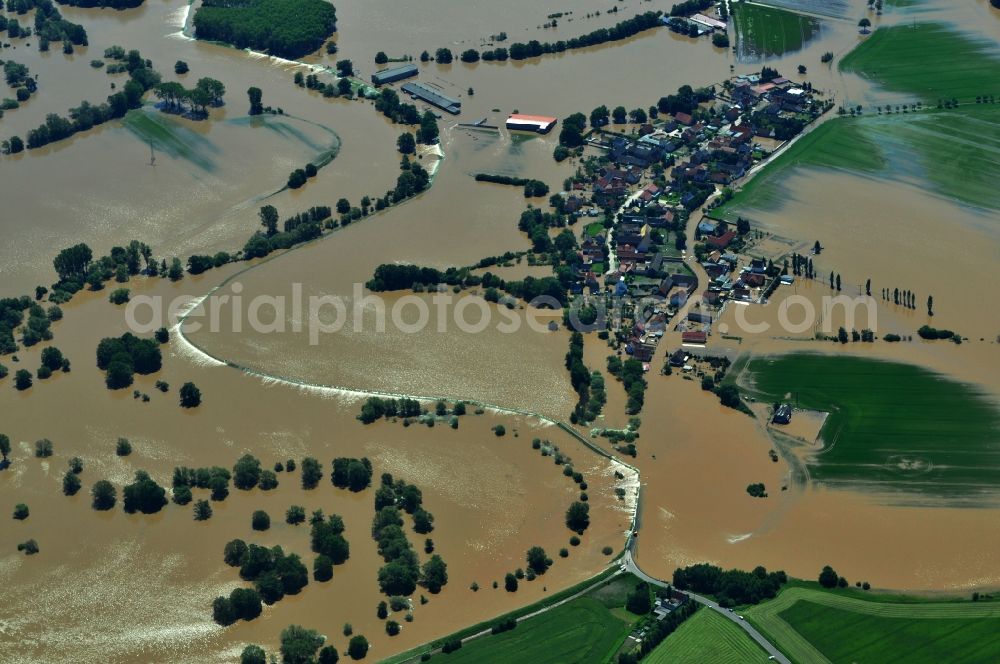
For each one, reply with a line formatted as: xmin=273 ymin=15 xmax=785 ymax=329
xmin=153 ymin=77 xmax=225 ymax=117
xmin=54 ymin=0 xmax=143 ymax=8
xmin=440 ymin=11 xmax=662 ymax=63
xmin=357 ymin=396 xmax=423 ymax=423
xmin=371 ymin=475 xmax=448 ymax=597
xmin=5 ymin=48 xmax=160 ymax=152
xmin=474 ymin=173 xmax=550 ymax=198
xmin=672 ymin=562 xmax=788 ymax=607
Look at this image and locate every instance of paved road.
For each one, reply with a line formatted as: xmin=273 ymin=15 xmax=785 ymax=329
xmin=622 ymin=550 xmax=791 ymax=664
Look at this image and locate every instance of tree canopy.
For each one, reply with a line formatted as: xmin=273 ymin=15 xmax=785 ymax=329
xmin=193 ymin=0 xmax=337 ymax=60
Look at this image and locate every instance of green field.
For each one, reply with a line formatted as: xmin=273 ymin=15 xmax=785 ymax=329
xmin=645 ymin=609 xmax=770 ymax=663
xmin=840 ymin=23 xmax=1000 ymax=103
xmin=739 ymin=354 xmax=1000 ymax=503
xmin=747 ymin=586 xmax=1000 ymax=664
xmin=122 ymin=108 xmax=219 ymax=171
xmin=732 ymin=2 xmax=822 ymax=60
xmin=438 ymin=596 xmax=636 ymax=663
xmin=716 ymin=21 xmax=1000 ymax=218
xmin=714 ymin=103 xmax=1000 ymax=217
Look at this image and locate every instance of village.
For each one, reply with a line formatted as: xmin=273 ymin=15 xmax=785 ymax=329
xmin=552 ymin=64 xmax=831 ymax=377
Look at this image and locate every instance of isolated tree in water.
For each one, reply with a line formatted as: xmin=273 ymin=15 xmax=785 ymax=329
xmin=247 ymin=87 xmax=263 ymax=115
xmin=927 ymin=295 xmax=934 ymax=316
xmin=179 ymin=382 xmax=201 ymax=408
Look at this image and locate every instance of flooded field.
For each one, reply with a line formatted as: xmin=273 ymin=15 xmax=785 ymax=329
xmin=0 ymin=276 xmax=633 ymax=662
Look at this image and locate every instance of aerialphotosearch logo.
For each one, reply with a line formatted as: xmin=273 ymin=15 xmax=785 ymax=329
xmin=123 ymin=281 xmax=880 ymax=344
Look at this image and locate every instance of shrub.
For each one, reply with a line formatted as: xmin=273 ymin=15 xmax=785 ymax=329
xmin=819 ymin=565 xmax=839 ymax=588
xmin=314 ymin=554 xmax=334 ymax=582
xmin=17 ymin=539 xmax=39 ymax=555
xmin=286 ymin=505 xmax=306 ymax=525
xmin=91 ymin=480 xmax=117 ymax=510
xmin=63 ymin=472 xmax=82 ymax=496
xmin=179 ymin=382 xmax=202 ymax=407
xmin=348 ymin=635 xmax=369 ymax=660
xmin=14 ymin=369 xmax=32 ymax=390
xmin=122 ymin=470 xmax=168 ymax=514
xmin=194 ymin=499 xmax=213 ymax=520
xmin=109 ymin=288 xmax=130 ymax=305
xmin=116 ymin=437 xmax=133 ymax=456
xmin=34 ymin=439 xmax=54 ymax=457
xmin=13 ymin=503 xmax=29 ymax=520
xmin=252 ymin=510 xmax=271 ymax=531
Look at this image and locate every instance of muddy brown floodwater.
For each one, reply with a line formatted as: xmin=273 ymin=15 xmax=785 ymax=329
xmin=0 ymin=275 xmax=635 ymax=663
xmin=3 ymin=0 xmax=1000 ymax=660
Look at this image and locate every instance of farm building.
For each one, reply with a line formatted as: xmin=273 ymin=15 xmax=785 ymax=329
xmin=506 ymin=114 xmax=558 ymax=133
xmin=773 ymin=404 xmax=792 ymax=425
xmin=371 ymin=64 xmax=418 ymax=86
xmin=401 ymin=82 xmax=461 ymax=114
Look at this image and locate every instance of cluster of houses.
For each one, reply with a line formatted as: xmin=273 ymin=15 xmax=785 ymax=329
xmin=662 ymin=11 xmax=728 ymax=37
xmin=730 ymin=73 xmax=816 ymax=117
xmin=554 ymin=70 xmax=825 ymax=362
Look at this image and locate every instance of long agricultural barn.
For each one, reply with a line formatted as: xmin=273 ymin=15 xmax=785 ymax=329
xmin=506 ymin=114 xmax=558 ymax=133
xmin=371 ymin=64 xmax=418 ymax=86
xmin=400 ymin=82 xmax=461 ymax=114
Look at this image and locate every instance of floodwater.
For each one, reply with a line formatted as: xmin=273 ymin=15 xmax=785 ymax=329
xmin=0 ymin=274 xmax=634 ymax=663
xmin=3 ymin=0 xmax=1000 ymax=659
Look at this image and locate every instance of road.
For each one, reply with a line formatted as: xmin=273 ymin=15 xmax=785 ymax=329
xmin=605 ymin=188 xmax=646 ymax=275
xmin=622 ymin=550 xmax=791 ymax=664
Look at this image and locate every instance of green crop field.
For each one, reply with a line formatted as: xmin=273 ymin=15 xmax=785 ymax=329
xmin=732 ymin=2 xmax=822 ymax=60
xmin=747 ymin=586 xmax=1000 ymax=664
xmin=645 ymin=609 xmax=771 ymax=663
xmin=716 ymin=21 xmax=1000 ymax=219
xmin=840 ymin=23 xmax=1000 ymax=103
xmin=738 ymin=354 xmax=1000 ymax=503
xmin=714 ymin=103 xmax=1000 ymax=218
xmin=438 ymin=596 xmax=636 ymax=663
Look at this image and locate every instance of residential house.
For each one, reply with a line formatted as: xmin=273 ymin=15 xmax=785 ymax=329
xmin=705 ymin=229 xmax=736 ymax=249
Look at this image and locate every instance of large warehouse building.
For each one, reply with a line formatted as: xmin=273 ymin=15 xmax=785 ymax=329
xmin=505 ymin=114 xmax=558 ymax=133
xmin=371 ymin=64 xmax=418 ymax=86
xmin=400 ymin=82 xmax=461 ymax=114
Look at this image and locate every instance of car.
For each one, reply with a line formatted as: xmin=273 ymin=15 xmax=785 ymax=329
xmin=727 ymin=608 xmax=734 ymax=613
xmin=738 ymin=615 xmax=744 ymax=620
